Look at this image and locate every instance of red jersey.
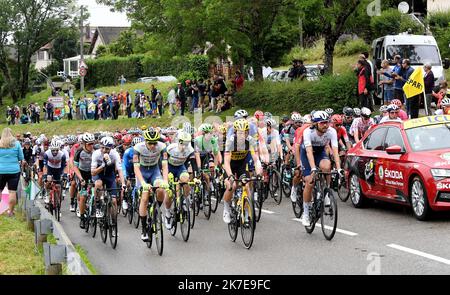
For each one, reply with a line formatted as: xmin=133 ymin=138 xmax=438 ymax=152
xmin=294 ymin=124 xmax=311 ymax=145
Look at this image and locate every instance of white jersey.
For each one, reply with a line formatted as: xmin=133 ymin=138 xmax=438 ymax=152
xmin=166 ymin=143 xmax=194 ymax=166
xmin=134 ymin=141 xmax=166 ymax=167
xmin=91 ymin=149 xmax=121 ymax=174
xmin=261 ymin=128 xmax=281 ymax=146
xmin=43 ymin=150 xmax=66 ymax=169
xmin=379 ymin=116 xmax=402 ymax=124
xmin=302 ymin=127 xmax=338 ymax=149
xmin=33 ymin=144 xmax=46 ymax=161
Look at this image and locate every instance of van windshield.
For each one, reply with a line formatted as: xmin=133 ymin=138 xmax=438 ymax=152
xmin=387 ymin=45 xmax=441 ymax=66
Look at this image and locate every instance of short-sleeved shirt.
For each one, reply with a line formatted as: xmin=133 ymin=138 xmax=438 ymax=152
xmin=302 ymin=127 xmax=338 ymax=151
xmin=294 ymin=124 xmax=311 ymax=145
xmin=283 ymin=124 xmax=296 ymax=144
xmin=336 ymin=126 xmax=350 ymax=143
xmin=261 ymin=128 xmax=281 ymax=146
xmin=134 ymin=141 xmax=166 ymax=167
xmin=74 ymin=148 xmax=93 ymax=173
xmin=225 ymin=135 xmax=257 ymax=161
xmin=44 ymin=150 xmax=66 ymax=170
xmin=0 ymin=141 xmax=24 ymax=174
xmin=91 ymin=149 xmax=121 ymax=175
xmin=194 ymin=135 xmax=219 ymax=155
xmin=166 ymin=143 xmax=194 ymax=166
xmin=349 ymin=117 xmax=375 ymax=137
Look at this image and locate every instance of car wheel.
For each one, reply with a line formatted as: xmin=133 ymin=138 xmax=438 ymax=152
xmin=349 ymin=173 xmax=365 ymax=208
xmin=410 ymin=176 xmax=430 ymax=221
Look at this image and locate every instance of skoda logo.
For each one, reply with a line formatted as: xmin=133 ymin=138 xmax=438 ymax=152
xmin=378 ymin=166 xmax=384 ymax=180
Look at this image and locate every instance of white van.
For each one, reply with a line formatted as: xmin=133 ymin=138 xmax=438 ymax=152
xmin=372 ymin=33 xmax=449 ymax=101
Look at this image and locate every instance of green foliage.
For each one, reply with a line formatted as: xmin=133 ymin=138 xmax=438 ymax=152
xmin=177 ymin=71 xmax=201 ymax=84
xmin=187 ymin=55 xmax=209 ymax=79
xmin=429 ymin=11 xmax=450 ymax=58
xmin=235 ymin=71 xmax=357 ymax=114
xmin=107 ymin=30 xmax=137 ymax=57
xmin=282 ymin=39 xmax=325 ymax=66
xmin=429 ymin=11 xmax=450 ymax=28
xmin=370 ymin=8 xmax=425 ymax=38
xmin=335 ymin=38 xmax=370 ymax=57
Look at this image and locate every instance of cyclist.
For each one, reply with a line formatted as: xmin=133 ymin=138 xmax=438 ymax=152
xmin=353 ymin=108 xmax=361 ymax=118
xmin=163 ymin=130 xmax=196 ymax=229
xmin=434 ymin=97 xmax=450 ymax=115
xmin=261 ymin=117 xmax=283 ymax=164
xmin=380 ymin=104 xmax=402 ymax=123
xmin=133 ymin=128 xmax=168 ymax=240
xmin=222 ymin=119 xmax=262 ymax=224
xmin=22 ymin=138 xmax=34 ymax=167
xmin=374 ymin=105 xmax=389 ymax=124
xmin=330 ymin=114 xmax=352 ymax=152
xmin=342 ymin=107 xmax=355 ymax=135
xmin=34 ymin=138 xmax=49 ymax=191
xmin=43 ymin=141 xmax=68 ymax=205
xmin=73 ymin=133 xmax=95 ymax=229
xmin=391 ymin=99 xmax=408 ymax=120
xmin=300 ymin=111 xmax=343 ymax=226
xmin=283 ymin=113 xmax=303 ymax=167
xmin=91 ymin=136 xmax=126 ymax=219
xmin=350 ymin=107 xmax=374 ymax=143
xmin=66 ymin=135 xmax=79 ymax=212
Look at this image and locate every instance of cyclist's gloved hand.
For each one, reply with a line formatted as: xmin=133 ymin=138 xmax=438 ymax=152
xmin=121 ymin=184 xmax=127 ymax=191
xmin=160 ymin=182 xmax=169 ymax=190
xmin=311 ymin=168 xmax=318 ymax=174
xmin=142 ymin=182 xmax=150 ymax=191
xmin=43 ymin=174 xmax=47 ymax=181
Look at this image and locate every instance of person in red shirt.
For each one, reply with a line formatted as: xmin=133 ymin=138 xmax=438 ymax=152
xmin=391 ymin=99 xmax=408 ymax=120
xmin=331 ymin=114 xmax=352 ymax=153
xmin=232 ymin=70 xmax=244 ymax=92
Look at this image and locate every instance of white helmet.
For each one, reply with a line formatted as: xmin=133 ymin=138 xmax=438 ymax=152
xmin=353 ymin=108 xmax=361 ymax=116
xmin=361 ymin=107 xmax=371 ymax=117
xmin=182 ymin=122 xmax=195 ymax=135
xmin=291 ymin=113 xmax=303 ymax=122
xmin=100 ymin=136 xmax=114 ymax=148
xmin=132 ymin=137 xmax=144 ymax=146
xmin=312 ymin=111 xmax=330 ymax=123
xmin=82 ymin=133 xmax=95 ymax=143
xmin=303 ymin=114 xmax=312 ymax=124
xmin=234 ymin=109 xmax=248 ymax=119
xmin=265 ymin=118 xmax=276 ymax=127
xmin=441 ymin=97 xmax=450 ymax=107
xmin=49 ymin=141 xmax=61 ymax=150
xmin=325 ymin=108 xmax=334 ymax=115
xmin=379 ymin=105 xmax=388 ymax=112
xmin=36 ymin=138 xmax=42 ymax=145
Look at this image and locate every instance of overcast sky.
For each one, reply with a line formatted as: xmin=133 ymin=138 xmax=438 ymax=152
xmin=77 ymin=0 xmax=131 ymax=27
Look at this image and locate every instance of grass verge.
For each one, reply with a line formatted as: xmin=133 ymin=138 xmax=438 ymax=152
xmin=0 ymin=211 xmax=45 ymax=274
xmin=74 ymin=244 xmax=98 ymax=275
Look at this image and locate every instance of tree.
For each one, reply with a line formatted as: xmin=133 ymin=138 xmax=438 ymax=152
xmin=0 ymin=0 xmax=74 ymax=102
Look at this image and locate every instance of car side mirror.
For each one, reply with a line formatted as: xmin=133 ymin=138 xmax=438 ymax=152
xmin=444 ymin=58 xmax=450 ymax=70
xmin=386 ymin=145 xmax=405 ymax=155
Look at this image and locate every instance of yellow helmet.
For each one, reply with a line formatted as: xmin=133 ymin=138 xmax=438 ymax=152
xmin=233 ymin=118 xmax=249 ymax=132
xmin=177 ymin=130 xmax=192 ymax=143
xmin=141 ymin=125 xmax=148 ymax=131
xmin=143 ymin=127 xmax=160 ymax=143
xmin=218 ymin=124 xmax=227 ymax=134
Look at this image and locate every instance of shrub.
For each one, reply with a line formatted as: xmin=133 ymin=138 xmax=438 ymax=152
xmin=335 ymin=39 xmax=370 ymax=57
xmin=371 ymin=8 xmax=425 ymax=38
xmin=281 ymin=39 xmax=324 ymax=65
xmin=429 ymin=12 xmax=450 ymax=58
xmin=178 ymin=71 xmax=201 ymax=85
xmin=234 ymin=71 xmax=357 ymax=114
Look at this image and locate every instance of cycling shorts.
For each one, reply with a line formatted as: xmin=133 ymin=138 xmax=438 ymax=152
xmin=300 ymin=145 xmax=329 ymax=177
xmin=200 ymin=153 xmax=214 ymax=169
xmin=245 ymin=152 xmax=255 ymax=172
xmin=77 ymin=170 xmax=92 ymax=191
xmin=47 ymin=167 xmax=63 ymax=181
xmin=92 ymin=173 xmax=118 ymax=197
xmin=168 ymin=164 xmax=188 ymax=180
xmin=137 ymin=165 xmax=162 ymax=187
xmin=227 ymin=159 xmax=249 ymax=179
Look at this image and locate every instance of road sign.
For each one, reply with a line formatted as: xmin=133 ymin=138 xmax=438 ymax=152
xmin=79 ymin=67 xmax=87 ymax=77
xmin=79 ymin=60 xmax=88 ymax=69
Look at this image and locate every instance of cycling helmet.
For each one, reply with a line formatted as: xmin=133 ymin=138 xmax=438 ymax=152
xmin=100 ymin=136 xmax=115 ymax=148
xmin=233 ymin=118 xmax=249 ymax=131
xmin=331 ymin=114 xmax=343 ymax=125
xmin=441 ymin=97 xmax=450 ymax=107
xmin=379 ymin=105 xmax=388 ymax=112
xmin=254 ymin=110 xmax=264 ymax=120
xmin=343 ymin=107 xmax=354 ymax=117
xmin=218 ymin=124 xmax=228 ymax=134
xmin=140 ymin=125 xmax=148 ymax=131
xmin=36 ymin=138 xmax=42 ymax=145
xmin=303 ymin=114 xmax=312 ymax=124
xmin=353 ymin=108 xmax=361 ymax=116
xmin=122 ymin=135 xmax=133 ymax=145
xmin=325 ymin=108 xmax=334 ymax=115
xmin=391 ymin=99 xmax=402 ymax=107
xmin=199 ymin=123 xmax=213 ymax=134
xmin=264 ymin=112 xmax=272 ymax=118
xmin=310 ymin=110 xmax=317 ymax=117
xmin=265 ymin=118 xmax=276 ymax=127
xmin=132 ymin=136 xmax=144 ymax=146
xmin=43 ymin=139 xmax=50 ymax=146
xmin=49 ymin=141 xmax=61 ymax=151
xmin=234 ymin=109 xmax=249 ymax=119
xmin=360 ymin=107 xmax=371 ymax=117
xmin=387 ymin=104 xmax=399 ymax=112
xmin=167 ymin=126 xmax=177 ymax=134
xmin=114 ymin=133 xmax=122 ymax=140
xmin=121 ymin=129 xmax=128 ymax=135
xmin=66 ymin=135 xmax=76 ymax=145
xmin=177 ymin=131 xmax=192 ymax=143
xmin=24 ymin=138 xmax=31 ymax=144
xmin=291 ymin=113 xmax=303 ymax=122
xmin=312 ymin=111 xmax=330 ymax=123
xmin=282 ymin=115 xmax=290 ymax=122
xmin=143 ymin=127 xmax=160 ymax=143
xmin=82 ymin=133 xmax=95 ymax=143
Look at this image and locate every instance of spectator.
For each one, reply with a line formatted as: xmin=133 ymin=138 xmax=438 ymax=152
xmin=67 ymin=99 xmax=73 ymax=120
xmin=392 ymin=55 xmax=404 ymax=102
xmin=126 ymin=91 xmax=132 ymax=118
xmin=167 ymin=86 xmax=177 ymax=116
xmin=119 ymin=74 xmax=126 ymax=86
xmin=156 ymin=90 xmax=164 ymax=117
xmin=112 ymin=93 xmax=120 ymax=120
xmin=35 ymin=104 xmax=40 ymax=123
xmin=394 ymin=59 xmax=415 ymax=117
xmin=190 ymin=80 xmax=199 ymax=113
xmin=423 ymin=64 xmax=435 ymax=115
xmin=209 ymin=81 xmax=220 ymax=112
xmin=43 ymin=102 xmax=47 ymax=121
xmin=198 ymin=79 xmax=206 ymax=112
xmin=0 ymin=127 xmax=24 ymax=217
xmin=356 ymin=59 xmax=371 ymax=109
xmin=80 ymin=97 xmax=87 ymax=120
xmin=177 ymin=82 xmax=187 ymax=116
xmin=433 ymin=81 xmax=448 ymax=108
xmin=139 ymin=95 xmax=146 ymax=118
xmin=14 ymin=106 xmax=19 ymax=125
xmin=377 ymin=60 xmax=394 ymax=105
xmin=47 ymin=102 xmax=54 ymax=122
xmin=232 ymin=70 xmax=245 ymax=92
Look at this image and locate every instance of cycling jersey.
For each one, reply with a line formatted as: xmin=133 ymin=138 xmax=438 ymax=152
xmin=261 ymin=128 xmax=281 ymax=146
xmin=134 ymin=141 xmax=166 ymax=167
xmin=294 ymin=124 xmax=311 ymax=145
xmin=74 ymin=148 xmax=93 ymax=173
xmin=282 ymin=124 xmax=296 ymax=144
xmin=349 ymin=117 xmax=375 ymax=138
xmin=302 ymin=127 xmax=338 ymax=150
xmin=226 ymin=121 xmax=258 ymax=141
xmin=194 ymin=135 xmax=219 ymax=155
xmin=122 ymin=147 xmax=135 ymax=178
xmin=225 ymin=135 xmax=257 ymax=161
xmin=398 ymin=109 xmax=408 ymax=120
xmin=91 ymin=149 xmax=121 ymax=176
xmin=44 ymin=150 xmax=67 ymax=169
xmin=166 ymin=143 xmax=195 ymax=167
xmin=33 ymin=145 xmax=45 ymax=161
xmin=336 ymin=126 xmax=350 ymax=144
xmin=22 ymin=146 xmax=33 ymax=164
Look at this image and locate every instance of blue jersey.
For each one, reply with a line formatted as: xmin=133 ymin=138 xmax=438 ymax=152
xmin=122 ymin=147 xmax=135 ymax=178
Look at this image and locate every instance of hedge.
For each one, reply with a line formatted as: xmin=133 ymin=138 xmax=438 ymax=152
xmin=84 ymin=54 xmax=209 ymax=89
xmin=234 ymin=71 xmax=358 ymax=114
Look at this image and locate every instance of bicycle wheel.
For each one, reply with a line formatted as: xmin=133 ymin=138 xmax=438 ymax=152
xmin=281 ymin=168 xmax=292 ymax=198
xmin=189 ymin=193 xmax=196 ymax=229
xmin=241 ymin=196 xmax=255 ymax=249
xmin=321 ymin=188 xmax=338 ymax=241
xmin=100 ymin=204 xmax=108 ymax=243
xmin=337 ymin=177 xmax=350 ymax=202
xmin=127 ymin=196 xmax=134 ymax=224
xmin=227 ymin=205 xmax=238 ymax=242
xmin=89 ymin=214 xmax=97 ymax=238
xmin=154 ymin=205 xmax=164 ymax=256
xmin=305 ymin=186 xmax=319 ymax=234
xmin=133 ymin=197 xmax=140 ymax=229
xmin=146 ymin=215 xmax=153 ymax=249
xmin=270 ymin=170 xmax=282 ymax=205
xmin=202 ymin=184 xmax=211 ymax=220
xmin=180 ymin=197 xmax=191 ymax=242
xmin=170 ymin=198 xmax=178 ymax=237
xmin=211 ymin=182 xmax=219 ymax=213
xmin=255 ymin=183 xmax=264 ymax=223
xmin=109 ymin=204 xmax=118 ymax=249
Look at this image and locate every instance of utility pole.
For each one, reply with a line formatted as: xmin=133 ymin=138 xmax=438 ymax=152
xmin=80 ymin=5 xmax=84 ymax=93
xmin=299 ymin=16 xmax=303 ymax=48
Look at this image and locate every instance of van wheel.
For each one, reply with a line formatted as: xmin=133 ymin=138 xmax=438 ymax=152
xmin=410 ymin=176 xmax=430 ymax=221
xmin=349 ymin=174 xmax=365 ymax=208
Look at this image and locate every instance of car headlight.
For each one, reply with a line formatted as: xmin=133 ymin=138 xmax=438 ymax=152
xmin=431 ymin=169 xmax=450 ymax=180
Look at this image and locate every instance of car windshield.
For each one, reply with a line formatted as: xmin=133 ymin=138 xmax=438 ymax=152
xmin=406 ymin=124 xmax=450 ymax=152
xmin=306 ymin=67 xmax=320 ymax=76
xmin=387 ymin=45 xmax=441 ymax=66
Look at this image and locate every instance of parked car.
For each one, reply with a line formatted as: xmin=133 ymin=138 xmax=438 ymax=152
xmin=265 ymin=64 xmax=323 ymax=82
xmin=137 ymin=76 xmax=177 ymax=83
xmin=344 ymin=115 xmax=450 ymax=220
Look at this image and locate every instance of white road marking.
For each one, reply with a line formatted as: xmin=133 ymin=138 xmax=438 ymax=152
xmin=212 ymin=197 xmax=276 ymax=214
xmin=292 ymin=218 xmax=358 ymax=236
xmin=387 ymin=244 xmax=450 ymax=265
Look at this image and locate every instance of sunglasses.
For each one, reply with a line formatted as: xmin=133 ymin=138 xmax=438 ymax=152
xmin=335 ymin=124 xmax=342 ymax=127
xmin=86 ymin=143 xmax=94 ymax=146
xmin=345 ymin=116 xmax=353 ymax=119
xmin=390 ymin=111 xmax=399 ymax=114
xmin=318 ymin=121 xmax=330 ymax=125
xmin=294 ymin=121 xmax=303 ymax=124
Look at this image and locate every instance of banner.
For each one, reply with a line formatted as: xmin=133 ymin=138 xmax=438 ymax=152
xmin=403 ymin=67 xmax=424 ymax=99
xmin=48 ymin=96 xmax=65 ymax=108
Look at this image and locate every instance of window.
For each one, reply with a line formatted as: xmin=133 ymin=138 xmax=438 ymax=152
xmin=386 ymin=45 xmax=441 ymax=66
xmin=364 ymin=128 xmax=387 ymax=150
xmin=38 ymin=51 xmax=45 ymax=60
xmin=384 ymin=127 xmax=405 ymax=151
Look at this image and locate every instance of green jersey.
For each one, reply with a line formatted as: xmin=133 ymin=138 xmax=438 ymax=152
xmin=194 ymin=135 xmax=219 ymax=155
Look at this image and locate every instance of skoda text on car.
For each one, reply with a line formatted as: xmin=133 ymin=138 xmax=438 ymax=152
xmin=344 ymin=115 xmax=450 ymax=220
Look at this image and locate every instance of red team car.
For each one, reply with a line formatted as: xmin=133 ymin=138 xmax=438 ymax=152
xmin=344 ymin=115 xmax=450 ymax=220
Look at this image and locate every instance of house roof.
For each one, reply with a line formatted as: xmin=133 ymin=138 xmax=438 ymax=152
xmin=97 ymin=26 xmax=131 ymax=45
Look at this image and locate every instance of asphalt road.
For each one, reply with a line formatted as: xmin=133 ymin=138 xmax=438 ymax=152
xmin=53 ymin=184 xmax=450 ymax=275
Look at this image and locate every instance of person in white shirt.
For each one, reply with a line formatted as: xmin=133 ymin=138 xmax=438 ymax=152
xmin=379 ymin=104 xmax=402 ymax=123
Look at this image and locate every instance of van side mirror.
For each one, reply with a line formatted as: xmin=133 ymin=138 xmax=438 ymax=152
xmin=376 ymin=58 xmax=382 ymax=69
xmin=444 ymin=58 xmax=450 ymax=70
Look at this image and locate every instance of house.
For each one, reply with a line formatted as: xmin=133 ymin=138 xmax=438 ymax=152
xmin=428 ymin=0 xmax=450 ymax=13
xmin=34 ymin=43 xmax=53 ymax=70
xmin=89 ymin=26 xmax=132 ymax=56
